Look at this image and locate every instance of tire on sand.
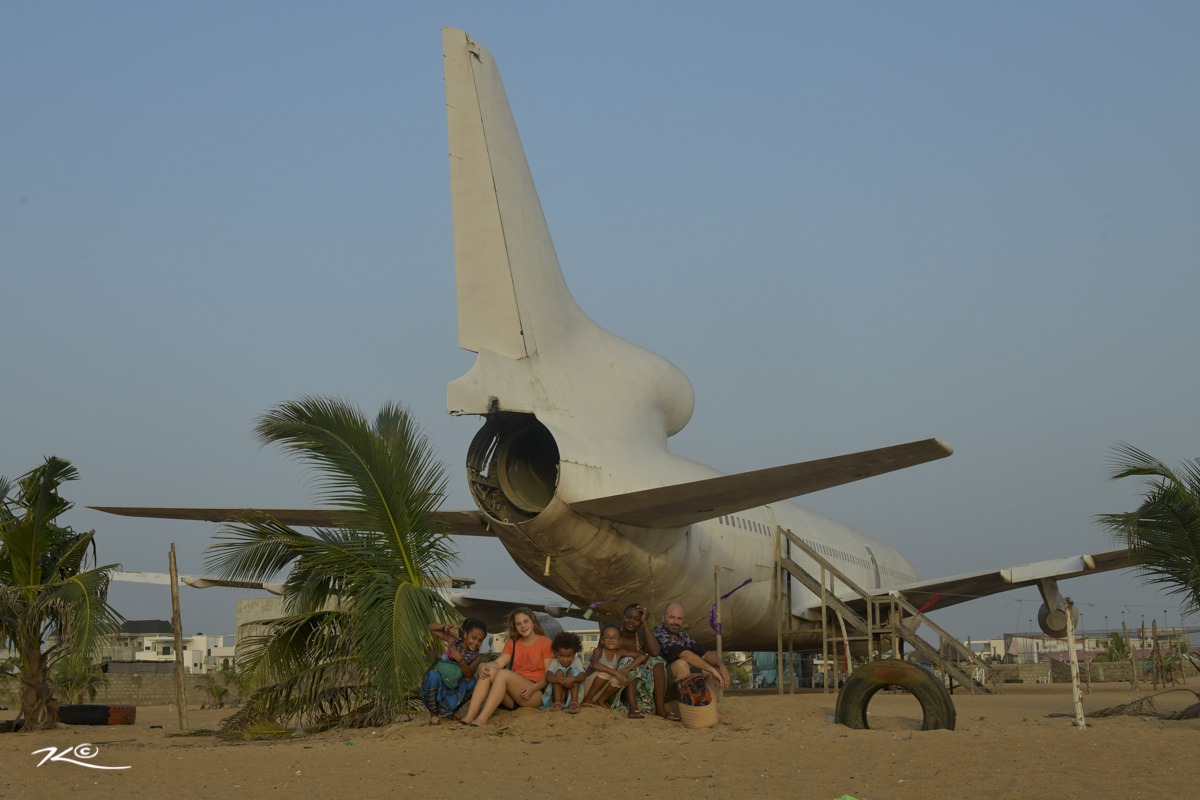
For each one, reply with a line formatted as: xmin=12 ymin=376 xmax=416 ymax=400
xmin=835 ymin=660 xmax=955 ymax=731
xmin=57 ymin=704 xmax=137 ymax=726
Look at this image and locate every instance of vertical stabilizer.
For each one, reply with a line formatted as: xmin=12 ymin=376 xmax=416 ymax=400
xmin=443 ymin=27 xmax=583 ymax=359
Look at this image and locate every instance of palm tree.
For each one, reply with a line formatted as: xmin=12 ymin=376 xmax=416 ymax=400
xmin=206 ymin=397 xmax=459 ymax=731
xmin=51 ymin=657 xmax=109 ymax=704
xmin=0 ymin=457 xmax=122 ymax=730
xmin=1096 ymin=443 xmax=1200 ymax=615
xmin=1095 ymin=631 xmax=1131 ymax=663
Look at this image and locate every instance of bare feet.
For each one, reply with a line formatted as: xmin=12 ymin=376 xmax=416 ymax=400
xmin=567 ymin=702 xmax=581 ymax=714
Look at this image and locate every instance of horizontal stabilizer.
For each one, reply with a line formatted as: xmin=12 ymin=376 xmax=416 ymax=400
xmin=569 ymin=438 xmax=953 ymax=528
xmin=837 ymin=548 xmax=1130 ymax=616
xmin=91 ymin=506 xmax=494 ymax=537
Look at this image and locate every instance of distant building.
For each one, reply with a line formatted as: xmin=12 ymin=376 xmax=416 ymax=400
xmin=963 ymin=627 xmax=1195 ymax=665
xmin=93 ymin=620 xmax=235 ymax=674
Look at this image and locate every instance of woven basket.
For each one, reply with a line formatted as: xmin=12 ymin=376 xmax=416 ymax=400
xmin=677 ymin=701 xmax=718 ymax=729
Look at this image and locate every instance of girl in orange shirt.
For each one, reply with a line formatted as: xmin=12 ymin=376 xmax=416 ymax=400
xmin=454 ymin=607 xmax=553 ymax=727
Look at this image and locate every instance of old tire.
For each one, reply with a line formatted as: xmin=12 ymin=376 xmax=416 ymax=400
xmin=57 ymin=704 xmax=137 ymax=726
xmin=835 ymin=660 xmax=955 ymax=731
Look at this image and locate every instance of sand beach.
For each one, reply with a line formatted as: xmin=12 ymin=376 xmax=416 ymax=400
xmin=1 ymin=682 xmax=1196 ymax=799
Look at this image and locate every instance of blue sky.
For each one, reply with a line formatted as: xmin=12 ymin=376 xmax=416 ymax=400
xmin=4 ymin=2 xmax=1198 ymax=642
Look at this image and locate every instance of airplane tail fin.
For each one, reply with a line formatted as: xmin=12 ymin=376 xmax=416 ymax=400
xmin=443 ymin=27 xmax=585 ymax=359
xmin=442 ymin=28 xmax=695 ymax=446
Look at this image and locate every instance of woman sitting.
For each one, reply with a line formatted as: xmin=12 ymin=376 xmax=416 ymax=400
xmin=454 ymin=607 xmax=553 ymax=727
xmin=614 ymin=603 xmax=679 ymax=720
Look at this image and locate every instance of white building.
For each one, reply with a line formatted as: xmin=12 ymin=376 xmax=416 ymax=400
xmin=95 ymin=621 xmax=236 ymax=674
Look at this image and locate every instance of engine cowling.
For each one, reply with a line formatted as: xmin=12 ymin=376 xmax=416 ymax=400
xmin=466 ymin=413 xmax=560 ymax=524
xmin=1037 ymin=601 xmax=1079 ymax=638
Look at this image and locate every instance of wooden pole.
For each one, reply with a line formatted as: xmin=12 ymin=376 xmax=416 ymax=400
xmin=714 ymin=566 xmax=723 ymax=666
xmin=1150 ymin=619 xmax=1162 ymax=688
xmin=820 ymin=568 xmax=831 ymax=693
xmin=1122 ymin=620 xmax=1140 ymax=691
xmin=775 ymin=528 xmax=784 ymax=695
xmin=1063 ymin=598 xmax=1086 ymax=729
xmin=169 ymin=544 xmax=187 ymax=731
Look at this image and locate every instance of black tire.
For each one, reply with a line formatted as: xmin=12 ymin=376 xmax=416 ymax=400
xmin=57 ymin=704 xmax=137 ymax=726
xmin=834 ymin=660 xmax=956 ymax=731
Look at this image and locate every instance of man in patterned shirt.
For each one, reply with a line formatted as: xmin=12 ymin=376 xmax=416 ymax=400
xmin=652 ymin=602 xmax=730 ymax=701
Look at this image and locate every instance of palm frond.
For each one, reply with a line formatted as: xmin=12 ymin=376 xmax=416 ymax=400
xmin=354 ymin=579 xmax=454 ymax=703
xmin=42 ymin=566 xmax=125 ymax=663
xmin=253 ymin=397 xmax=457 ymax=586
xmin=212 ymin=397 xmax=463 ymax=729
xmin=205 ymin=515 xmax=317 ymax=582
xmin=1097 ymin=443 xmax=1200 ymax=614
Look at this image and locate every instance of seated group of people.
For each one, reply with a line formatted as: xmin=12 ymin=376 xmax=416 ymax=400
xmin=421 ymin=602 xmax=731 ymax=727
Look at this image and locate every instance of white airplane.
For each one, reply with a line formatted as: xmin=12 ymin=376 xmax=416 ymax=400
xmin=97 ymin=28 xmax=1127 ymax=650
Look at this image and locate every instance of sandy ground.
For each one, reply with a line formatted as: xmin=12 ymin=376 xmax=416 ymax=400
xmin=1 ymin=683 xmax=1197 ymax=799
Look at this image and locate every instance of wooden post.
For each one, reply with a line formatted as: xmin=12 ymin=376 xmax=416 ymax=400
xmin=775 ymin=528 xmax=784 ymax=695
xmin=835 ymin=611 xmax=851 ymax=688
xmin=714 ymin=566 xmax=723 ymax=666
xmin=1063 ymin=598 xmax=1086 ymax=729
xmin=1150 ymin=619 xmax=1162 ymax=688
xmin=168 ymin=544 xmax=187 ymax=731
xmin=1122 ymin=620 xmax=1140 ymax=691
xmin=820 ymin=567 xmax=831 ymax=693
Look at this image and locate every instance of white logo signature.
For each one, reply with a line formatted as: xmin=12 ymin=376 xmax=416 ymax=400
xmin=30 ymin=744 xmax=130 ymax=770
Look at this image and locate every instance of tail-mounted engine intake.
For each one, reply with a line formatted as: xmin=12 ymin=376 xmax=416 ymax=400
xmin=466 ymin=413 xmax=560 ymax=524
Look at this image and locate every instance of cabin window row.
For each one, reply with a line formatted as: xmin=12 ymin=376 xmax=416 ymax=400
xmin=718 ymin=514 xmax=771 ymax=536
xmin=800 ymin=538 xmax=868 ymax=570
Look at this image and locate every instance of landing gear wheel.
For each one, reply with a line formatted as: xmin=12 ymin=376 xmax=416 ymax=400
xmin=834 ymin=660 xmax=956 ymax=731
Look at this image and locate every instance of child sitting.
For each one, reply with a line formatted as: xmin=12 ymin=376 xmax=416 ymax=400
xmin=543 ymin=631 xmax=586 ymax=713
xmin=581 ymin=624 xmax=648 ymax=717
xmin=421 ymin=618 xmax=487 ymax=724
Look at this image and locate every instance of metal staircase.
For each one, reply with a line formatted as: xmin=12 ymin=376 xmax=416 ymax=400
xmin=774 ymin=526 xmax=993 ymax=694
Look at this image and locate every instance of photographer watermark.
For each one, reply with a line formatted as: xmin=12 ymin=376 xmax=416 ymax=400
xmin=31 ymin=744 xmax=130 ymax=770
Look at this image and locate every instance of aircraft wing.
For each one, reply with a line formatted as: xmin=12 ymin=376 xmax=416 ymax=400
xmin=837 ymin=548 xmax=1130 ymax=616
xmin=112 ymin=569 xmax=288 ymax=593
xmin=569 ymin=439 xmax=952 ymax=528
xmin=92 ymin=506 xmax=494 ymax=536
xmin=440 ymin=587 xmax=576 ymax=626
xmin=109 ymin=571 xmax=572 ymax=632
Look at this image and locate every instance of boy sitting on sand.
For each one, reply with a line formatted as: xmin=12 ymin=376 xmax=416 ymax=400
xmin=543 ymin=631 xmax=587 ymax=713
